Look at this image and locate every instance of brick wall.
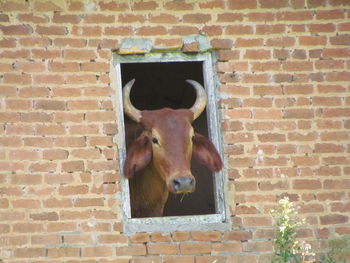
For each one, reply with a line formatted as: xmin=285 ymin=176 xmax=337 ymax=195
xmin=0 ymin=0 xmax=349 ymax=262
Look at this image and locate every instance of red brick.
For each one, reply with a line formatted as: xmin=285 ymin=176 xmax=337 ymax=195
xmin=0 ymin=14 xmax=9 ymax=22
xmin=247 ymin=12 xmax=275 ymax=22
xmin=243 ymin=241 xmax=273 ymax=252
xmin=330 ymin=35 xmax=350 ymax=45
xmin=54 ymin=38 xmax=86 ymax=48
xmin=320 ymin=214 xmax=348 ymax=225
xmin=256 ymin=24 xmax=285 ymax=34
xmin=84 ymin=14 xmax=115 ymax=24
xmin=180 ymin=243 xmax=212 ymax=254
xmin=55 ymin=137 xmax=86 ymax=147
xmin=54 ymin=112 xmax=84 ymax=123
xmin=34 ymin=100 xmax=66 ymax=111
xmin=34 ymin=1 xmax=64 ymax=11
xmin=33 ymin=74 xmax=64 ymax=85
xmin=36 ymin=25 xmax=67 ymax=35
xmin=0 ymin=24 xmax=32 ymax=35
xmin=31 ymin=234 xmax=61 ymax=245
xmin=277 ymin=11 xmax=313 ymax=21
xmin=164 ymin=1 xmax=193 ymax=10
xmin=3 ymin=73 xmax=32 ymax=85
xmin=99 ymin=234 xmax=128 ymax=243
xmin=118 ymin=14 xmax=146 ymax=23
xmin=163 ymin=256 xmax=195 ymax=263
xmin=24 ymin=137 xmax=54 ymax=148
xmin=47 ymin=247 xmax=80 ymax=258
xmin=99 ymin=1 xmax=127 ymax=11
xmin=71 ymin=25 xmax=102 ymax=37
xmin=228 ymin=0 xmax=257 ymax=9
xmin=49 ymin=61 xmax=80 ymax=72
xmin=61 ymin=160 xmax=85 ymax=172
xmin=11 ymin=199 xmax=40 ymax=209
xmin=299 ymin=36 xmax=327 ymax=46
xmin=283 ymin=61 xmax=313 ymax=71
xmin=266 ymin=37 xmax=295 ymax=47
xmin=136 ymin=26 xmax=167 ymax=36
xmin=317 ymin=84 xmax=347 ymax=93
xmin=116 ymin=245 xmax=147 ymax=256
xmin=242 ymin=73 xmax=269 ymax=83
xmin=82 ymin=246 xmax=113 ymax=257
xmin=52 ymin=13 xmax=81 ymax=24
xmin=308 ymin=23 xmax=336 ymax=33
xmin=14 ymin=248 xmax=46 ymax=258
xmin=324 ymin=179 xmax=350 ymax=189
xmin=315 ymin=60 xmax=344 ymax=70
xmin=183 ymin=13 xmax=211 ymax=23
xmin=244 ymin=49 xmax=270 ymax=59
xmin=0 ymin=198 xmax=9 ymax=208
xmin=322 ymin=108 xmax=350 ymax=118
xmin=259 ymin=0 xmax=288 ymax=8
xmin=283 ymin=109 xmax=314 ymax=119
xmin=243 ymin=216 xmax=272 ymax=227
xmin=307 ymin=0 xmax=326 ymax=7
xmin=36 ymin=124 xmax=66 ymax=135
xmin=202 ymin=25 xmax=222 ymax=36
xmin=64 ymin=49 xmax=97 ymax=60
xmin=20 ymin=36 xmax=51 ymax=47
xmin=16 ymin=61 xmax=46 ymax=72
xmin=32 ymin=49 xmax=61 ymax=59
xmin=331 ymin=202 xmax=350 ymax=213
xmin=217 ymin=13 xmax=243 ymax=22
xmin=191 ymin=231 xmax=221 ymax=241
xmin=5 ymin=99 xmax=30 ymax=110
xmin=199 ymin=1 xmax=225 ymax=9
xmin=172 ymin=231 xmax=190 ymax=242
xmin=293 ymin=179 xmax=321 ymax=189
xmin=226 ymin=25 xmax=253 ymax=35
xmin=29 ymin=209 xmax=59 ymax=220
xmin=132 ymin=1 xmax=158 ymax=10
xmin=323 ymin=48 xmax=350 ymax=58
xmin=147 ymin=243 xmax=179 ymax=255
xmin=71 ymin=149 xmax=100 ymax=159
xmin=130 ymin=233 xmax=150 ymax=243
xmin=326 ymin=72 xmax=350 ymax=82
xmin=169 ymin=26 xmax=199 ymax=36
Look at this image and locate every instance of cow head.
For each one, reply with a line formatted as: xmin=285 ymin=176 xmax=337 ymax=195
xmin=123 ymin=79 xmax=223 ymax=194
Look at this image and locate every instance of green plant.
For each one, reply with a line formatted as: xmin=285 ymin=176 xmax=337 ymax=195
xmin=323 ymin=235 xmax=350 ymax=263
xmin=270 ymin=197 xmax=315 ymax=263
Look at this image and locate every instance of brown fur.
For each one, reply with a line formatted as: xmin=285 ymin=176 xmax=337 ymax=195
xmin=124 ymin=108 xmax=222 ymax=218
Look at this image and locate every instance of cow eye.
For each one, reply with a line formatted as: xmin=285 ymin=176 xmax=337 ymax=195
xmin=152 ymin=137 xmax=159 ymax=145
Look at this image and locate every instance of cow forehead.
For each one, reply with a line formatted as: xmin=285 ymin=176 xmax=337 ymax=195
xmin=141 ymin=108 xmax=194 ymax=134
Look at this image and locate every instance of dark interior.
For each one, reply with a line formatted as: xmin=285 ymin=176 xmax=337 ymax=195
xmin=121 ymin=61 xmax=216 ymax=217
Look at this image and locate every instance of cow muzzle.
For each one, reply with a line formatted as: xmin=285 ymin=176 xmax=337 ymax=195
xmin=171 ymin=177 xmax=195 ymax=194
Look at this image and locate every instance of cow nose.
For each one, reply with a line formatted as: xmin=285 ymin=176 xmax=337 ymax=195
xmin=172 ymin=177 xmax=195 ymax=193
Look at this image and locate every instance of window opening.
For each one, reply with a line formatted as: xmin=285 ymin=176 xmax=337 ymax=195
xmin=121 ymin=62 xmax=215 ymax=217
xmin=114 ymin=52 xmax=229 ymax=233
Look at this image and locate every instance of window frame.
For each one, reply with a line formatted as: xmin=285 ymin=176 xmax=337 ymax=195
xmin=113 ymin=52 xmax=230 ymax=234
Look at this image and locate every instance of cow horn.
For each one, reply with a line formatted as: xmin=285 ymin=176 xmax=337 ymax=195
xmin=186 ymin=80 xmax=207 ymax=120
xmin=123 ymin=79 xmax=141 ymax=122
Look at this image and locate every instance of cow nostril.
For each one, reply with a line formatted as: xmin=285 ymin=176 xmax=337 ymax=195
xmin=172 ymin=177 xmax=194 ymax=192
xmin=173 ymin=179 xmax=181 ymax=191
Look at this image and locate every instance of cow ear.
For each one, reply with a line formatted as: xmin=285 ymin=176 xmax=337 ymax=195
xmin=192 ymin=133 xmax=223 ymax=172
xmin=124 ymin=135 xmax=152 ymax=178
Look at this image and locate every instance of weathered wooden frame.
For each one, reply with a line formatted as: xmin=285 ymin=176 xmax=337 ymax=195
xmin=113 ymin=52 xmax=230 ymax=234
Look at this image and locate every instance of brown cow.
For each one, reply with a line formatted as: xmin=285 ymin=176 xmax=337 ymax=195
xmin=123 ymin=79 xmax=223 ymax=218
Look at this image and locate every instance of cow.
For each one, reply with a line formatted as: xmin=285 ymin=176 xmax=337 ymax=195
xmin=123 ymin=79 xmax=223 ymax=218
